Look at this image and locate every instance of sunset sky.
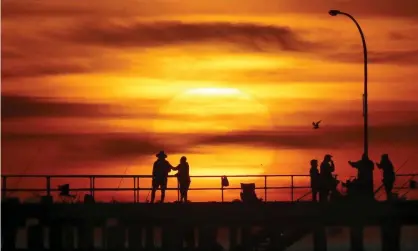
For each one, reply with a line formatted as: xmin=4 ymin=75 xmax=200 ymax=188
xmin=2 ymin=0 xmax=418 ymax=202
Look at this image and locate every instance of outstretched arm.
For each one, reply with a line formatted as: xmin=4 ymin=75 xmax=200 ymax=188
xmin=376 ymin=162 xmax=382 ymax=169
xmin=348 ymin=160 xmax=359 ymax=169
xmin=166 ymin=161 xmax=174 ymax=173
xmin=172 ymin=164 xmax=180 ymax=171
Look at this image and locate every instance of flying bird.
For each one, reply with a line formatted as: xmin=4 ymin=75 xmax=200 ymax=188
xmin=312 ymin=120 xmax=322 ymax=129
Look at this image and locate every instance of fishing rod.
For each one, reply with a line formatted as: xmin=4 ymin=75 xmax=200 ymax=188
xmin=112 ymin=165 xmax=131 ymax=201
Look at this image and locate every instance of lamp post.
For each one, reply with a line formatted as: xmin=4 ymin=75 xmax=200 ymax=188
xmin=329 ymin=10 xmax=369 ymax=158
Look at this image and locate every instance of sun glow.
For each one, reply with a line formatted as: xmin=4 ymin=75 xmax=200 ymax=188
xmin=153 ymin=86 xmax=273 ymax=133
xmin=185 ymin=87 xmax=243 ymax=96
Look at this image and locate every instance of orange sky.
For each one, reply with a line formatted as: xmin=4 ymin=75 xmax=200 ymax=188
xmin=1 ymin=0 xmax=418 ymax=202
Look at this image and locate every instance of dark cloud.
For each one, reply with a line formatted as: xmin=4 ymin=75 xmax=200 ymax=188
xmin=1 ymin=132 xmax=192 ymax=163
xmin=52 ymin=21 xmax=316 ymax=52
xmin=196 ymin=123 xmax=418 ymax=150
xmin=388 ymin=31 xmax=415 ymax=41
xmin=1 ymin=94 xmax=255 ymax=122
xmin=324 ymin=49 xmax=418 ymax=65
xmin=2 ymin=0 xmax=418 ymax=19
xmin=1 ymin=95 xmax=116 ymax=119
xmin=0 ymin=94 xmax=174 ymax=121
xmin=1 ymin=62 xmax=92 ymax=80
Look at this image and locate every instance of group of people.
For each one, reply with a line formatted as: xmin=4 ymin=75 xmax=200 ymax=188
xmin=309 ymin=153 xmax=396 ymax=202
xmin=150 ymin=150 xmax=396 ymax=203
xmin=151 ymin=151 xmax=191 ymax=203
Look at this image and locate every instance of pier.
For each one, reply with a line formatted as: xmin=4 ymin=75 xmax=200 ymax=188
xmin=1 ymin=173 xmax=418 ymax=250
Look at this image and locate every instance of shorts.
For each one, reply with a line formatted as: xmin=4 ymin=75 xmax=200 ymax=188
xmin=152 ymin=177 xmax=168 ymax=190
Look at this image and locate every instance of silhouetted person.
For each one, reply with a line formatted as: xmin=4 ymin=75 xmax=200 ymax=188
xmin=151 ymin=151 xmax=173 ymax=203
xmin=309 ymin=159 xmax=320 ymax=202
xmin=376 ymin=154 xmax=395 ymax=200
xmin=319 ymin=154 xmax=335 ymax=202
xmin=348 ymin=153 xmax=374 ymax=200
xmin=172 ymin=156 xmax=191 ymax=203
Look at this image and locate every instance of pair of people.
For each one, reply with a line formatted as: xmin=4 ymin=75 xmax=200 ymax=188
xmin=310 ymin=154 xmax=337 ymax=202
xmin=150 ymin=151 xmax=191 ymax=203
xmin=348 ymin=153 xmax=395 ymax=201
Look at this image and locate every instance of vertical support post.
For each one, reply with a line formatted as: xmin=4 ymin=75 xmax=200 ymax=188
xmin=381 ymin=220 xmax=401 ymax=251
xmin=2 ymin=176 xmax=7 ymax=199
xmin=291 ymin=175 xmax=294 ymax=202
xmin=2 ymin=222 xmax=18 ymax=249
xmin=185 ymin=226 xmax=196 ymax=248
xmin=106 ymin=225 xmax=125 ymax=249
xmin=127 ymin=222 xmax=143 ymax=249
xmin=162 ymin=225 xmax=183 ymax=249
xmin=27 ymin=224 xmax=45 ymax=249
xmin=313 ymin=225 xmax=327 ymax=251
xmin=145 ymin=226 xmax=154 ymax=249
xmin=241 ymin=226 xmax=251 ymax=247
xmin=46 ymin=176 xmax=51 ymax=197
xmin=49 ymin=221 xmax=64 ymax=249
xmin=77 ymin=221 xmax=95 ymax=249
xmin=264 ymin=175 xmax=267 ymax=202
xmin=349 ymin=225 xmax=364 ymax=251
xmin=229 ymin=227 xmax=238 ymax=250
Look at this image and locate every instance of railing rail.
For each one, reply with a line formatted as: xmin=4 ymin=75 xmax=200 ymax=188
xmin=1 ymin=173 xmax=417 ymax=203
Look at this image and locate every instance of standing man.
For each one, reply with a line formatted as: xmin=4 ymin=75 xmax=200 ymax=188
xmin=151 ymin=151 xmax=173 ymax=203
xmin=348 ymin=153 xmax=374 ymax=200
xmin=376 ymin=154 xmax=395 ymax=200
xmin=319 ymin=154 xmax=335 ymax=202
xmin=309 ymin=159 xmax=320 ymax=202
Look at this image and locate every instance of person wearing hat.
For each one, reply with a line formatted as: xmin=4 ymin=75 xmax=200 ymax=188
xmin=309 ymin=159 xmax=320 ymax=202
xmin=348 ymin=153 xmax=375 ymax=201
xmin=376 ymin=154 xmax=395 ymax=200
xmin=151 ymin=150 xmax=173 ymax=203
xmin=319 ymin=154 xmax=335 ymax=202
xmin=172 ymin=156 xmax=191 ymax=203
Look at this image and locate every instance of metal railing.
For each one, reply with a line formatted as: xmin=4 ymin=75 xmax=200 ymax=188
xmin=1 ymin=174 xmax=311 ymax=202
xmin=1 ymin=173 xmax=416 ymax=203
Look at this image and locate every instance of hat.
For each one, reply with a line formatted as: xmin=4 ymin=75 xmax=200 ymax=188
xmin=156 ymin=151 xmax=167 ymax=158
xmin=325 ymin=154 xmax=333 ymax=159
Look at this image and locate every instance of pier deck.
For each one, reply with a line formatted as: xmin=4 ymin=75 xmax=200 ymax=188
xmin=3 ymin=200 xmax=418 ymax=226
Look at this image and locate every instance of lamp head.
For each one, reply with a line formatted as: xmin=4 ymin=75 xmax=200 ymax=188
xmin=329 ymin=10 xmax=341 ymax=16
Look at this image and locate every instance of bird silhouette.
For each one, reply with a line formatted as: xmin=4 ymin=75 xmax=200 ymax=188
xmin=312 ymin=120 xmax=322 ymax=129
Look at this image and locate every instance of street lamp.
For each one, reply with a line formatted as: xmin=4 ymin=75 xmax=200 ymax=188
xmin=329 ymin=10 xmax=369 ymax=158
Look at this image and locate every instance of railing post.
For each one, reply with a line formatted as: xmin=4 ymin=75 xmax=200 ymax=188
xmin=264 ymin=175 xmax=267 ymax=202
xmin=133 ymin=176 xmax=140 ymax=203
xmin=46 ymin=176 xmax=51 ymax=196
xmin=89 ymin=176 xmax=95 ymax=198
xmin=133 ymin=176 xmax=137 ymax=203
xmin=291 ymin=175 xmax=294 ymax=202
xmin=177 ymin=178 xmax=180 ymax=202
xmin=2 ymin=176 xmax=7 ymax=199
xmin=221 ymin=177 xmax=224 ymax=202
